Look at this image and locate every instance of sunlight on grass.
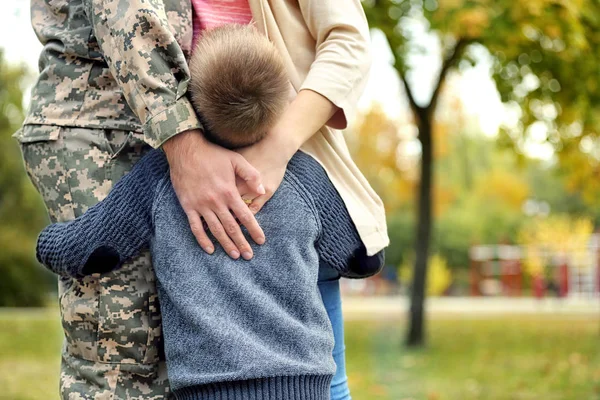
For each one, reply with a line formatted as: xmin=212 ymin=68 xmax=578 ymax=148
xmin=0 ymin=308 xmax=598 ymax=400
xmin=0 ymin=309 xmax=61 ymax=400
xmin=346 ymin=316 xmax=600 ymax=400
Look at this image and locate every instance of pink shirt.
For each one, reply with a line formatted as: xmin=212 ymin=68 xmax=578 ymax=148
xmin=191 ymin=0 xmax=254 ymax=49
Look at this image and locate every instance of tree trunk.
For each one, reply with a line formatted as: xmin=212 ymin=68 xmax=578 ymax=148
xmin=406 ymin=111 xmax=433 ymax=347
xmin=397 ymin=39 xmax=468 ymax=348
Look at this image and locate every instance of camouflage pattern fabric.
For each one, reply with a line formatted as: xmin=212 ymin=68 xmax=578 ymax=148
xmin=16 ymin=0 xmax=207 ymax=397
xmin=18 ymin=126 xmax=171 ymax=399
xmin=24 ymin=0 xmax=202 ymax=148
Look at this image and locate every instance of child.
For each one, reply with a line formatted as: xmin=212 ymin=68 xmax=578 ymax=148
xmin=36 ymin=24 xmax=384 ymax=400
xmin=188 ymin=24 xmax=290 ymax=150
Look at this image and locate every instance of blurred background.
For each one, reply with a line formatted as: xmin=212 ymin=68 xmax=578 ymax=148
xmin=1 ymin=0 xmax=599 ymax=399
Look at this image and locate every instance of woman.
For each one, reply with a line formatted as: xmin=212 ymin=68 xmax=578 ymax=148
xmin=168 ymin=1 xmax=389 ymax=261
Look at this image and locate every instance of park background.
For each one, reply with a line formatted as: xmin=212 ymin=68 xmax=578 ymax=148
xmin=1 ymin=0 xmax=599 ymax=399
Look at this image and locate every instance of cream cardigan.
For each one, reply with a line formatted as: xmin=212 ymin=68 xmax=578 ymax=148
xmin=248 ymin=0 xmax=389 ymax=255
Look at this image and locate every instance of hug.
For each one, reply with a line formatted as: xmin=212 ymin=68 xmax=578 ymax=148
xmin=17 ymin=0 xmax=389 ymax=399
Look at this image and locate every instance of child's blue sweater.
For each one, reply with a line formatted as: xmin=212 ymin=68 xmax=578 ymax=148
xmin=36 ymin=149 xmax=384 ymax=400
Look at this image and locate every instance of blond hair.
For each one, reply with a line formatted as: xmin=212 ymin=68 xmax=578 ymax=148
xmin=189 ymin=24 xmax=289 ymax=149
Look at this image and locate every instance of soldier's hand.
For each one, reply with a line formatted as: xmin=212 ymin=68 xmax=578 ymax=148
xmin=163 ymin=130 xmax=265 ymax=260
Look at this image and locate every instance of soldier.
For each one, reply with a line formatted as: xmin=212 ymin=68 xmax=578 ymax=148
xmin=16 ymin=0 xmax=388 ymax=398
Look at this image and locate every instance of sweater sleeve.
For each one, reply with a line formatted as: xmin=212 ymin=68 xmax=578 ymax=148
xmin=287 ymin=152 xmax=384 ymax=278
xmin=36 ymin=149 xmax=169 ymax=277
xmin=314 ymin=181 xmax=385 ymax=279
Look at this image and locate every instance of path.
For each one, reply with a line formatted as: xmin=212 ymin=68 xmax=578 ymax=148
xmin=341 ymin=296 xmax=600 ymax=320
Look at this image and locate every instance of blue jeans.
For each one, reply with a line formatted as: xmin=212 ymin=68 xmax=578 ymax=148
xmin=318 ymin=267 xmax=352 ymax=400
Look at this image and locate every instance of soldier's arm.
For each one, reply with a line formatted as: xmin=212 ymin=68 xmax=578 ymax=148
xmin=85 ymin=0 xmax=201 ymax=147
xmin=36 ymin=150 xmax=169 ymax=277
xmin=85 ymin=0 xmax=266 ymax=260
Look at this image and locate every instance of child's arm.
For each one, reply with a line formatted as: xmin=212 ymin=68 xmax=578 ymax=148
xmin=316 ymin=197 xmax=385 ymax=279
xmin=36 ymin=150 xmax=169 ymax=277
xmin=288 ymin=152 xmax=385 ymax=278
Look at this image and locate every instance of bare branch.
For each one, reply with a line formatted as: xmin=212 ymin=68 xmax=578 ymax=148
xmin=397 ymin=67 xmax=421 ymax=117
xmin=429 ymin=38 xmax=472 ymax=117
xmin=389 ymin=45 xmax=423 ymax=120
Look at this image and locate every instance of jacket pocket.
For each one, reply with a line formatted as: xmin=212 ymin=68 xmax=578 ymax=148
xmin=16 ymin=125 xmax=75 ymax=223
xmin=18 ymin=125 xmax=159 ymax=370
xmin=13 ymin=124 xmax=61 ymax=143
xmin=17 ymin=126 xmax=101 ymax=362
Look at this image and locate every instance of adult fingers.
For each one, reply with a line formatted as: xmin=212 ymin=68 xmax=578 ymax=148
xmin=232 ymin=154 xmax=265 ymax=195
xmin=230 ymin=196 xmax=265 ymax=245
xmin=214 ymin=205 xmax=255 ymax=260
xmin=186 ymin=210 xmax=214 ymax=254
xmin=247 ymin=194 xmax=270 ymax=215
xmin=236 ymin=178 xmax=256 ymax=200
xmin=202 ymin=210 xmax=241 ymax=260
xmin=237 ymin=179 xmax=259 ymax=214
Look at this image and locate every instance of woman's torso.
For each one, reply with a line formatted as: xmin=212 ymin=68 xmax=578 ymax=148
xmin=191 ymin=0 xmax=253 ymax=49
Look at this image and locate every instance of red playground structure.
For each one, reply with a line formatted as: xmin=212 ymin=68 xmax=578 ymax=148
xmin=470 ymin=235 xmax=600 ymax=298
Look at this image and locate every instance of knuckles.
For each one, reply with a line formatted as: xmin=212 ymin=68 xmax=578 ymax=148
xmin=236 ymin=212 xmax=251 ymax=224
xmin=224 ymin=222 xmax=239 ymax=235
xmin=207 ymin=221 xmax=223 ymax=235
xmin=221 ymin=188 xmax=238 ymax=201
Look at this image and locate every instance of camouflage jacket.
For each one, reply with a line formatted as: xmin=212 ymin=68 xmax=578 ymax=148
xmin=22 ymin=0 xmax=202 ymax=148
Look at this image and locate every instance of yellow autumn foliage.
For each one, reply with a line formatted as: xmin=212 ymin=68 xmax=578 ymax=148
xmin=518 ymin=215 xmax=594 ymax=276
xmin=457 ymin=9 xmax=490 ymax=39
xmin=472 ymin=169 xmax=530 ymax=211
xmin=348 ymin=106 xmax=416 ymax=214
xmin=401 ymin=254 xmax=453 ymax=296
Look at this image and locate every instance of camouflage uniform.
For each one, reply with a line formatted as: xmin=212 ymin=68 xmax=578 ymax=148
xmin=15 ymin=1 xmax=203 ymax=398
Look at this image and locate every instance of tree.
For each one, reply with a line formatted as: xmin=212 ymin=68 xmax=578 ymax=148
xmin=0 ymin=50 xmax=53 ymax=306
xmin=362 ymin=0 xmax=600 ymax=346
xmin=485 ymin=2 xmax=600 ymax=204
xmin=363 ymin=0 xmax=474 ymax=347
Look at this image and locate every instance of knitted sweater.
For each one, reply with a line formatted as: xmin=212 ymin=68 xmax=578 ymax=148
xmin=36 ymin=149 xmax=384 ymax=400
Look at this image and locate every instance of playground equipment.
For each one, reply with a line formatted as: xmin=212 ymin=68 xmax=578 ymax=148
xmin=470 ymin=245 xmax=523 ymax=296
xmin=470 ymin=234 xmax=600 ymax=298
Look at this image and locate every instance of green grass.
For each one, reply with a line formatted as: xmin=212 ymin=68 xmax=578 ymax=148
xmin=345 ymin=316 xmax=600 ymax=400
xmin=0 ymin=309 xmax=62 ymax=400
xmin=1 ymin=309 xmax=599 ymax=400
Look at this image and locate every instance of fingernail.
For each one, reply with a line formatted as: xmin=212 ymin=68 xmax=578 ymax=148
xmin=230 ymin=250 xmax=240 ymax=259
xmin=257 ymin=184 xmax=266 ymax=195
xmin=205 ymin=246 xmax=214 ymax=254
xmin=242 ymin=251 xmax=253 ymax=260
xmin=257 ymin=236 xmax=266 ymax=245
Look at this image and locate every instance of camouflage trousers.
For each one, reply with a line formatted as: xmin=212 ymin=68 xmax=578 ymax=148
xmin=17 ymin=125 xmax=172 ymax=400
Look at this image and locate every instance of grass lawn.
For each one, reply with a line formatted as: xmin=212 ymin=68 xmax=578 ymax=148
xmin=0 ymin=309 xmax=63 ymax=400
xmin=1 ymin=308 xmax=598 ymax=400
xmin=345 ymin=315 xmax=600 ymax=400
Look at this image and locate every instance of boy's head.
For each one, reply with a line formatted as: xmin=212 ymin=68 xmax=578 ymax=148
xmin=189 ymin=24 xmax=289 ymax=149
